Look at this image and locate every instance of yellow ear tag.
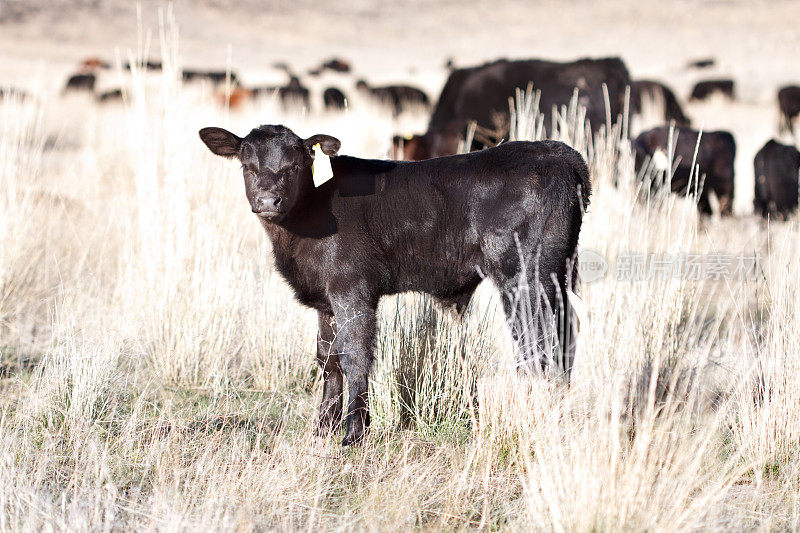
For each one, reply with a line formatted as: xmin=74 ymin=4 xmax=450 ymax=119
xmin=651 ymin=149 xmax=670 ymax=172
xmin=312 ymin=143 xmax=334 ymax=187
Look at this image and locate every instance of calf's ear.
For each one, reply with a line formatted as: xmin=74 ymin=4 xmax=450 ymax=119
xmin=303 ymin=134 xmax=341 ymax=157
xmin=199 ymin=127 xmax=242 ymax=158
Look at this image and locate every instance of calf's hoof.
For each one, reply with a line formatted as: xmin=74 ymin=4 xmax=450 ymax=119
xmin=341 ymin=426 xmax=367 ymax=447
xmin=341 ymin=412 xmax=370 ymax=446
xmin=316 ymin=413 xmax=342 ymax=438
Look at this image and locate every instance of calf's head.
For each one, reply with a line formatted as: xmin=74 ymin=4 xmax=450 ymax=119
xmin=199 ymin=125 xmax=340 ymax=222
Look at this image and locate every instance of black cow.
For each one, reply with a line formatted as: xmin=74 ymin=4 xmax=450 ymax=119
xmin=323 ymin=87 xmax=347 ymax=110
xmin=356 ymin=80 xmax=430 ymax=115
xmin=753 ymin=139 xmax=800 ymax=219
xmin=253 ymin=76 xmax=310 ymax=109
xmin=321 ymin=58 xmax=351 ymax=73
xmin=308 ymin=57 xmax=352 ymax=76
xmin=634 ymin=126 xmax=735 ymax=216
xmin=96 ymin=88 xmax=124 ymax=103
xmin=398 ymin=57 xmax=631 ymax=160
xmin=778 ymin=86 xmax=800 ymax=135
xmin=63 ymin=73 xmax=96 ymax=93
xmin=689 ymin=79 xmax=735 ymax=101
xmin=124 ymin=60 xmax=163 ymax=71
xmin=632 ymin=80 xmax=691 ymax=126
xmin=198 ymin=124 xmax=591 ymax=445
xmin=686 ymin=58 xmax=715 ymax=70
xmin=182 ymin=69 xmax=239 ymax=86
xmin=272 ymin=61 xmax=293 ymax=74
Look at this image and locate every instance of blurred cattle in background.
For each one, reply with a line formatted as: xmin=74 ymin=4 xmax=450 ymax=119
xmin=633 ymin=126 xmax=736 ymax=216
xmin=323 ymin=87 xmax=347 ymax=110
xmin=275 ymin=76 xmax=311 ymax=108
xmin=96 ymin=88 xmax=125 ymax=103
xmin=183 ymin=69 xmax=239 ymax=86
xmin=80 ymin=57 xmax=110 ymax=70
xmin=321 ymin=57 xmax=351 ymax=73
xmin=632 ymin=79 xmax=691 ymax=126
xmin=251 ymin=76 xmax=311 ymax=109
xmin=397 ymin=56 xmax=631 ymax=160
xmin=356 ymin=79 xmax=430 ymax=115
xmin=63 ymin=72 xmax=96 ymax=93
xmin=690 ymin=79 xmax=735 ymax=101
xmin=272 ymin=61 xmax=293 ymax=74
xmin=0 ymin=86 xmax=28 ymax=100
xmin=215 ymin=74 xmax=311 ymax=110
xmin=753 ymin=139 xmax=800 ymax=219
xmin=124 ymin=59 xmax=163 ymax=71
xmin=217 ymin=87 xmax=253 ymax=109
xmin=308 ymin=57 xmax=352 ymax=76
xmin=778 ymin=85 xmax=800 ymax=135
xmin=686 ymin=57 xmax=716 ymax=69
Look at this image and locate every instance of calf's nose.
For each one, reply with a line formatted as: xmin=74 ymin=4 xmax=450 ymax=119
xmin=252 ymin=195 xmax=282 ymax=213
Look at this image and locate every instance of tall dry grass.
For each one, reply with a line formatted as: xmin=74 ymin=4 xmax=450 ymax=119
xmin=0 ymin=11 xmax=798 ymax=531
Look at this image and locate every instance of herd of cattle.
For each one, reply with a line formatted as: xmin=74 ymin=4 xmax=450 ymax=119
xmin=390 ymin=56 xmax=799 ymax=220
xmin=55 ymin=56 xmax=433 ymax=116
xmin=5 ymin=54 xmax=800 ymax=219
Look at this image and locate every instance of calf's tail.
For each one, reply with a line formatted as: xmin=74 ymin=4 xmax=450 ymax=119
xmin=561 ymin=152 xmax=591 ymax=373
xmin=527 ymin=145 xmax=591 ymax=377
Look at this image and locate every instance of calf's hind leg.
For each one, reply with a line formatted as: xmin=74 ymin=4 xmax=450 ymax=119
xmin=493 ymin=238 xmax=574 ymax=377
xmin=316 ymin=311 xmax=344 ymax=436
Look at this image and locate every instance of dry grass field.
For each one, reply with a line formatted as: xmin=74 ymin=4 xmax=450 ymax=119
xmin=1 ymin=1 xmax=800 ymax=530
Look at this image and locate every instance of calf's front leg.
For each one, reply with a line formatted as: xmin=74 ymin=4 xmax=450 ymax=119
xmin=316 ymin=311 xmax=343 ymax=436
xmin=331 ymin=296 xmax=377 ymax=446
